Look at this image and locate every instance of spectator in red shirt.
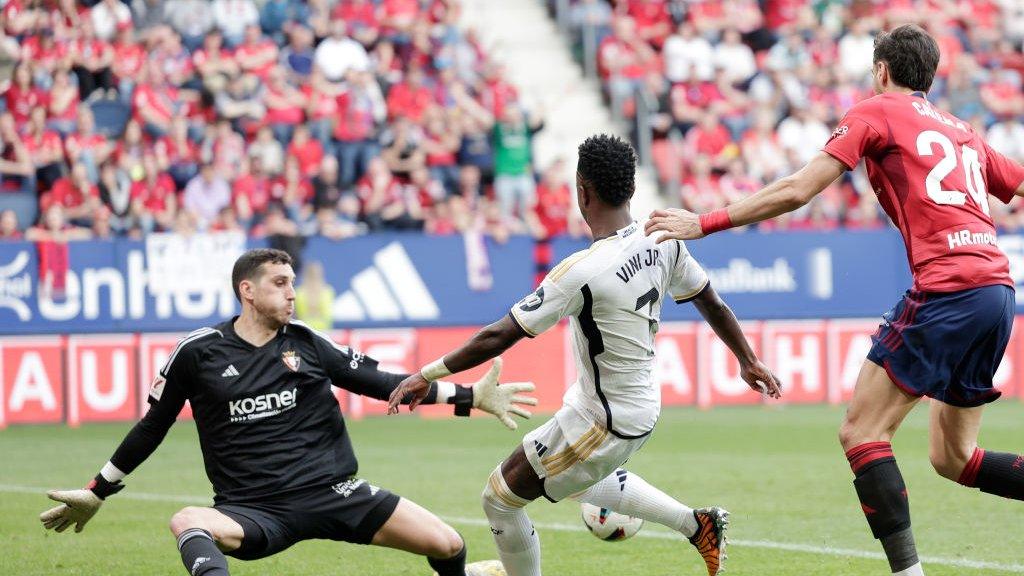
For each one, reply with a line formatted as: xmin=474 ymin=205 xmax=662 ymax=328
xmin=235 ymin=23 xmax=279 ymax=80
xmin=6 ymin=62 xmax=45 ymax=130
xmin=0 ymin=208 xmax=21 ymax=240
xmin=70 ymin=18 xmax=115 ymax=99
xmin=598 ymin=16 xmax=657 ymax=114
xmin=679 ymin=154 xmax=724 ymax=212
xmin=356 ymin=156 xmax=421 ymax=230
xmin=685 ymin=111 xmax=738 ymax=171
xmin=193 ymin=30 xmax=239 ymax=93
xmin=131 ymin=153 xmax=177 ymax=233
xmin=333 ymin=0 xmax=380 ymax=47
xmin=208 ymin=118 xmax=246 ymax=180
xmin=386 ymin=65 xmax=434 ymax=123
xmin=65 ymin=107 xmax=113 ymax=184
xmin=627 ymin=0 xmax=673 ymax=48
xmin=272 ymin=155 xmax=314 ymax=212
xmin=23 ymin=106 xmax=64 ymax=191
xmin=155 ymin=115 xmax=200 ymax=189
xmin=287 ymin=123 xmax=324 ymax=178
xmin=42 ymin=162 xmax=100 ymax=225
xmin=335 ymin=69 xmax=386 ymax=186
xmin=263 ymin=65 xmax=307 ymax=144
xmin=132 ymin=62 xmax=182 ymax=138
xmin=422 ymin=108 xmax=460 ymax=194
xmin=46 ymin=68 xmax=78 ymax=137
xmin=21 ymin=30 xmax=68 ymax=81
xmin=112 ymin=26 xmax=145 ymax=96
xmin=0 ymin=112 xmax=34 ymax=193
xmin=302 ymin=66 xmax=341 ymax=149
xmin=526 ymin=158 xmax=572 ymax=239
xmin=233 ymin=154 xmax=274 ymax=227
xmin=381 ymin=0 xmax=420 ymax=41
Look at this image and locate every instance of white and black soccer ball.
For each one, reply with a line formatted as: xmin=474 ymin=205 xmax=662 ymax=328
xmin=580 ymin=502 xmax=644 ymax=541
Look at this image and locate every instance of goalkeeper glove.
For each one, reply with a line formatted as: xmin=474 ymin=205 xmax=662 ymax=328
xmin=40 ymin=475 xmax=124 ymax=533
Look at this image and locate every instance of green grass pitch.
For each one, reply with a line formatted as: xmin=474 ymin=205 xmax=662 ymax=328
xmin=2 ymin=403 xmax=1022 ymax=575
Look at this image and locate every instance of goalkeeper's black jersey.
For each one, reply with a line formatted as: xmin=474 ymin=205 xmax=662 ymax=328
xmin=111 ymin=318 xmax=414 ymax=504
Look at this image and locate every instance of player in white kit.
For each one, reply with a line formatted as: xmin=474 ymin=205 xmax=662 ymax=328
xmin=387 ymin=135 xmax=781 ymax=576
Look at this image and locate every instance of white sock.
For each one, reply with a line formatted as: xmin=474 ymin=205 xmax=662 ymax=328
xmin=572 ymin=468 xmax=699 ymax=538
xmin=893 ymin=562 xmax=924 ymax=575
xmin=482 ymin=466 xmax=541 ymax=576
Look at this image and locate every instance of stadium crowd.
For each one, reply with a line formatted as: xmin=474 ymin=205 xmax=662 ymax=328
xmin=2 ymin=1 xmax=1024 ymax=244
xmin=571 ymin=0 xmax=1024 ymax=231
xmin=0 ymin=0 xmax=585 ymax=245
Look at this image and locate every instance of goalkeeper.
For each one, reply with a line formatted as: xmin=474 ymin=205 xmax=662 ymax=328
xmin=39 ymin=248 xmax=535 ymax=576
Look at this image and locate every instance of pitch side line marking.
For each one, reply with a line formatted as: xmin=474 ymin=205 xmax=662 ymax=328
xmin=5 ymin=484 xmax=1020 ymax=573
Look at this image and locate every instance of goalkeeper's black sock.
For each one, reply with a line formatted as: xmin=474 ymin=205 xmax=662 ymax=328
xmin=427 ymin=540 xmax=467 ymax=576
xmin=177 ymin=528 xmax=230 ymax=576
xmin=959 ymin=448 xmax=1024 ymax=500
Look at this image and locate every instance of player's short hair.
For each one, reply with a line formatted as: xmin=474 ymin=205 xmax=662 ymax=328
xmin=577 ymin=134 xmax=636 ymax=207
xmin=232 ymin=248 xmax=293 ymax=302
xmin=873 ymin=24 xmax=940 ymax=92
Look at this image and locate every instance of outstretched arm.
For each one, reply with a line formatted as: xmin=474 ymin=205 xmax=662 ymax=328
xmin=309 ymin=324 xmax=535 ymax=429
xmin=385 ymin=316 xmax=532 ymax=423
xmin=691 ymin=285 xmax=782 ymax=398
xmin=40 ymin=384 xmax=186 ymax=534
xmin=645 ymin=152 xmax=847 ymax=241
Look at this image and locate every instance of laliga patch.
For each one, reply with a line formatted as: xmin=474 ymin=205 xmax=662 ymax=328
xmin=519 ymin=287 xmax=545 ymax=312
xmin=282 ymin=350 xmax=301 ymax=372
xmin=149 ymin=376 xmax=166 ymax=401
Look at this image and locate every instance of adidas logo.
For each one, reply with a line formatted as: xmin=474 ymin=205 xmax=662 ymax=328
xmin=333 ymin=242 xmax=440 ymax=322
xmin=534 ymin=440 xmax=548 ymax=457
xmin=221 ymin=365 xmax=240 ymax=378
xmin=191 ymin=557 xmax=209 ymax=575
xmin=616 ymin=469 xmax=628 ymax=491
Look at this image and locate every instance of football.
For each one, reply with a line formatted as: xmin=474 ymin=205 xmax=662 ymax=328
xmin=580 ymin=502 xmax=644 ymax=541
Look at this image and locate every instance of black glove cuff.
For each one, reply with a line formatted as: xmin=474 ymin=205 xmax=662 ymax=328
xmin=88 ymin=474 xmax=125 ymax=500
xmin=452 ymin=385 xmax=473 ymax=417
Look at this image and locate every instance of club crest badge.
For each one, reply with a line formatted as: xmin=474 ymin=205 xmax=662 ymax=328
xmin=282 ymin=350 xmax=301 ymax=372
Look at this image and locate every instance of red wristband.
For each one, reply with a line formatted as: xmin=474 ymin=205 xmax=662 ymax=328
xmin=699 ymin=209 xmax=733 ymax=235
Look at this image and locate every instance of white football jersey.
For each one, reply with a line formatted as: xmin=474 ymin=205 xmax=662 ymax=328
xmin=509 ymin=222 xmax=708 ymax=438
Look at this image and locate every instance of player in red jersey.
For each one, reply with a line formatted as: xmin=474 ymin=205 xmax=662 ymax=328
xmin=646 ymin=25 xmax=1024 ymax=576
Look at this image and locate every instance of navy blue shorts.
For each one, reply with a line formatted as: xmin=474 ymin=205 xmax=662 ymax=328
xmin=215 ymin=479 xmax=400 ymax=561
xmin=867 ymin=284 xmax=1015 ymax=408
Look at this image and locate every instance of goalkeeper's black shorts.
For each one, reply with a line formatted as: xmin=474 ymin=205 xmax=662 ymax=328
xmin=215 ymin=478 xmax=401 ymax=560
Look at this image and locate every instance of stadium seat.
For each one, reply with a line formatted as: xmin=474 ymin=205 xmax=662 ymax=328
xmin=89 ymin=100 xmax=131 ymax=139
xmin=0 ymin=190 xmax=38 ymax=227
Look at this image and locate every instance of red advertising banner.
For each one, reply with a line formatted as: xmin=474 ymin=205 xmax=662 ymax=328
xmin=0 ymin=336 xmax=64 ymax=427
xmin=414 ymin=324 xmax=569 ymax=418
xmin=763 ymin=321 xmax=828 ymax=404
xmin=345 ymin=329 xmax=417 ymax=418
xmin=697 ymin=322 xmax=764 ymax=408
xmin=654 ymin=323 xmax=698 ymax=407
xmin=138 ymin=333 xmax=194 ymax=420
xmin=67 ymin=335 xmax=138 ymax=426
xmin=2 ymin=318 xmax=1020 ymax=427
xmin=825 ymin=319 xmax=879 ymax=404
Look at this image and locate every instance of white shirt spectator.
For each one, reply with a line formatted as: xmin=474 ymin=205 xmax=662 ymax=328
xmin=998 ymin=0 xmax=1024 ymax=43
xmin=163 ymin=0 xmax=215 ymax=38
xmin=184 ymin=171 xmax=232 ymax=228
xmin=838 ymin=29 xmax=875 ymax=81
xmin=663 ymin=28 xmax=713 ymax=82
xmin=314 ymin=36 xmax=370 ymax=82
xmin=713 ymin=37 xmax=756 ymax=83
xmin=212 ymin=0 xmax=259 ymax=42
xmin=777 ymin=113 xmax=831 ymax=165
xmin=988 ymin=119 xmax=1024 ymax=163
xmin=91 ymin=0 xmax=133 ymax=41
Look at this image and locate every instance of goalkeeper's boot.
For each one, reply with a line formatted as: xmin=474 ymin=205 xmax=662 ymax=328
xmin=689 ymin=507 xmax=729 ymax=575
